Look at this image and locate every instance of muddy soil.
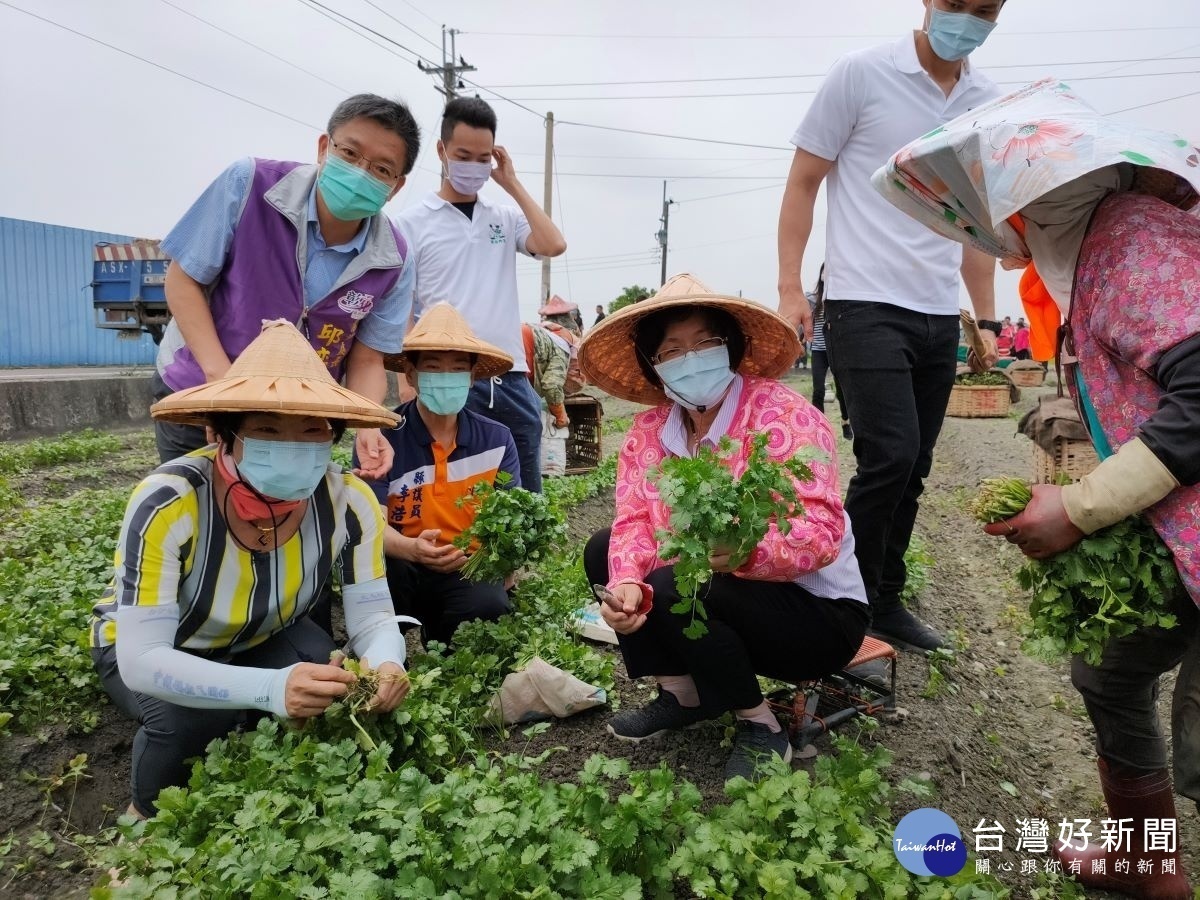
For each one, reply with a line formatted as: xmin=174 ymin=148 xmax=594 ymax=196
xmin=3 ymin=381 xmax=1197 ymax=898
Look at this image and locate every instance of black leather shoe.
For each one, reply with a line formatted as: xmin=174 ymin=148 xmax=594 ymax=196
xmin=869 ymin=607 xmax=944 ymax=652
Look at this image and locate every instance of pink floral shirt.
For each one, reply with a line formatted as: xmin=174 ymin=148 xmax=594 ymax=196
xmin=608 ymin=375 xmax=845 ymax=593
xmin=1072 ymin=192 xmax=1200 ymax=607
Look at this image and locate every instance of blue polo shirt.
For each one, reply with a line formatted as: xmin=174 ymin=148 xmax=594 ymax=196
xmin=357 ymin=400 xmax=521 ymax=543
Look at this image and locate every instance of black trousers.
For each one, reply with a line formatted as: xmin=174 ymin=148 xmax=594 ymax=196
xmin=385 ymin=557 xmax=511 ymax=646
xmin=810 ymin=348 xmax=849 ymax=424
xmin=824 ymin=300 xmax=959 ymax=612
xmin=151 ymin=372 xmax=207 ymax=463
xmin=1070 ymin=589 xmax=1200 ymax=805
xmin=94 ymin=618 xmax=335 ymax=816
xmin=467 ymin=374 xmax=544 ymax=493
xmin=584 ymin=529 xmax=868 ymax=711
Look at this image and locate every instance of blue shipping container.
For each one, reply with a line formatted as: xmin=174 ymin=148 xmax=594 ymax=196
xmin=0 ymin=216 xmax=158 ymax=367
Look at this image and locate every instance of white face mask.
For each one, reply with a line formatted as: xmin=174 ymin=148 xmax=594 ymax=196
xmin=444 ymin=159 xmax=492 ymax=195
xmin=653 ymin=345 xmax=736 ymax=412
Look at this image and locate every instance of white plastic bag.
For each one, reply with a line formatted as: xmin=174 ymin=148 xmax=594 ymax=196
xmin=540 ymin=410 xmax=568 ymax=477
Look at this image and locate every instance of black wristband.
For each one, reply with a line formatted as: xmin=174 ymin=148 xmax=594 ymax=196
xmin=977 ymin=319 xmax=1002 ymax=336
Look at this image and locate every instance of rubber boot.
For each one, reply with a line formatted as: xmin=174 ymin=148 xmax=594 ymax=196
xmin=1053 ymin=759 xmax=1191 ymax=899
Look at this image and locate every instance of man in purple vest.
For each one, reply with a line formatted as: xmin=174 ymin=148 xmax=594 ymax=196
xmin=156 ymin=94 xmax=419 ymax=480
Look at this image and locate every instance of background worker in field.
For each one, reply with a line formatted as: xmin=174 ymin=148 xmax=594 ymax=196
xmin=156 ymin=94 xmax=420 ymax=481
xmin=396 ymin=97 xmax=567 ymax=493
xmin=776 ymin=0 xmax=1005 ymax=651
xmin=522 ymin=322 xmax=571 ymax=430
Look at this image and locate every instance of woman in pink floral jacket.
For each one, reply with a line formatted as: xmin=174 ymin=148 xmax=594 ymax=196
xmin=577 ymin=274 xmax=869 ymax=782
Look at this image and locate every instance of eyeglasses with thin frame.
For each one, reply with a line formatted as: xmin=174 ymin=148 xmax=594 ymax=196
xmin=327 ymin=137 xmax=402 ymax=184
xmin=651 ymin=336 xmax=727 ymax=366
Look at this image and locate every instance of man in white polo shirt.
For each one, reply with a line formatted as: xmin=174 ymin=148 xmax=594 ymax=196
xmin=397 ymin=97 xmax=567 ymax=492
xmin=777 ymin=0 xmax=1005 ymax=652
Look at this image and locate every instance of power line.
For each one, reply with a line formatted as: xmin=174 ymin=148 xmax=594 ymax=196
xmin=506 ymin=66 xmax=1200 ymax=103
xmin=465 ymin=26 xmax=1200 ymax=40
xmin=393 ymin=0 xmax=440 ymax=28
xmin=1108 ymin=87 xmax=1200 ymax=115
xmin=295 ymin=0 xmax=417 ymax=63
xmin=299 ymin=0 xmax=436 ymax=66
xmin=507 ymin=151 xmax=790 ymax=161
xmin=520 ymin=257 xmax=657 ymax=275
xmin=521 ymin=230 xmax=789 ymax=274
xmin=555 ymin=119 xmax=787 ymax=151
xmin=484 ymin=55 xmax=1200 ymax=89
xmin=522 ymin=172 xmax=785 ymax=180
xmin=284 ymin=0 xmax=546 ymax=119
xmin=527 ymin=247 xmax=660 ymax=265
xmin=676 ymin=182 xmax=786 ymax=204
xmin=1 ymin=0 xmax=323 ymax=132
xmin=357 ymin=0 xmax=443 ymax=51
xmin=457 ymin=76 xmax=546 ymax=119
xmin=157 ymin=0 xmax=351 ymax=94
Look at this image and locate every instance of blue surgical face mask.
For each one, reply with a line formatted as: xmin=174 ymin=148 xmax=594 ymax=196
xmin=653 ymin=345 xmax=736 ymax=412
xmin=926 ymin=7 xmax=997 ymax=61
xmin=445 ymin=159 xmax=492 ymax=196
xmin=417 ymin=370 xmax=472 ymax=416
xmin=236 ymin=437 xmax=333 ymax=500
xmin=317 ymin=153 xmax=393 ymax=220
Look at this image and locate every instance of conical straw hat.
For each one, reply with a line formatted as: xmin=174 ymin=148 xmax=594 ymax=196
xmin=384 ymin=302 xmax=513 ymax=379
xmin=538 ymin=294 xmax=577 ymax=315
xmin=151 ymin=319 xmax=400 ymax=429
xmin=578 ymin=273 xmax=801 ymax=406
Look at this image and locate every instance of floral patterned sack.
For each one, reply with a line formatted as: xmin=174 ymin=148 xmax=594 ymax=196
xmin=871 ymin=77 xmax=1200 ymax=261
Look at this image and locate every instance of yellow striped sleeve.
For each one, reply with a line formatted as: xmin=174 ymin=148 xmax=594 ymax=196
xmin=115 ymin=473 xmax=198 ymax=608
xmin=341 ymin=474 xmax=387 ymax=585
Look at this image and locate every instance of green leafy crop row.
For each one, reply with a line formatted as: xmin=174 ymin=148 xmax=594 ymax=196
xmin=100 ymin=722 xmax=1010 ymax=900
xmin=0 ymin=429 xmax=126 ymax=476
xmin=0 ymin=488 xmax=128 ymax=737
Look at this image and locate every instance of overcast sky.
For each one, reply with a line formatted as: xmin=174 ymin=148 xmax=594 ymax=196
xmin=3 ymin=0 xmax=1200 ymax=323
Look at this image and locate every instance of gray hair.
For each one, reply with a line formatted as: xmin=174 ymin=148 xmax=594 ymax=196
xmin=327 ymin=94 xmax=421 ymax=176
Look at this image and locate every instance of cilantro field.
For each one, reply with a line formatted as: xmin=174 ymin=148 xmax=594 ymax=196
xmin=0 ymin=373 xmax=1196 ymax=898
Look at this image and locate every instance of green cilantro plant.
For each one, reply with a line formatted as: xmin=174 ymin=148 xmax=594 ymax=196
xmin=651 ymin=434 xmax=816 ymax=638
xmin=972 ymin=476 xmax=1180 ymax=666
xmin=453 ymin=472 xmax=568 ymax=583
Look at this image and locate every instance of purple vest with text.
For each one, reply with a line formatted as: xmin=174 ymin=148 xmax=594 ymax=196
xmin=162 ymin=159 xmax=406 ymax=390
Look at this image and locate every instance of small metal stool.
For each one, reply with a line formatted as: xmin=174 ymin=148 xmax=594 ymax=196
xmin=767 ymin=636 xmax=899 ymax=750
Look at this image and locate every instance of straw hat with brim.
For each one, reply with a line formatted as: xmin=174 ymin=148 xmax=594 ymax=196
xmin=151 ymin=319 xmax=400 ymax=429
xmin=578 ymin=273 xmax=801 ymax=406
xmin=383 ymin=302 xmax=513 ymax=379
xmin=538 ymin=295 xmax=578 ymax=316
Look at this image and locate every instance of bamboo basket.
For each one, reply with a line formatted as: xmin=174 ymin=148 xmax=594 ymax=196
xmin=1033 ymin=438 xmax=1099 ymax=484
xmin=946 ymin=384 xmax=1011 ymax=418
xmin=1008 ymin=367 xmax=1046 ymax=388
xmin=564 ymin=395 xmax=603 ymax=475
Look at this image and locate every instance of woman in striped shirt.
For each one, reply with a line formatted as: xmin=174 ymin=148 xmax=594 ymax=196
xmin=91 ymin=321 xmax=408 ymax=818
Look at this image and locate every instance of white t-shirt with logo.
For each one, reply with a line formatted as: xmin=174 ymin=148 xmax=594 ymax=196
xmin=395 ymin=192 xmax=536 ymax=371
xmin=791 ymin=34 xmax=1001 ymax=315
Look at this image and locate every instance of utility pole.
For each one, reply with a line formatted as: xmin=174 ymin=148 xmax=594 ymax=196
xmin=656 ymin=181 xmax=676 ymax=287
xmin=540 ymin=112 xmax=554 ymax=303
xmin=418 ymin=26 xmax=476 ymax=100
